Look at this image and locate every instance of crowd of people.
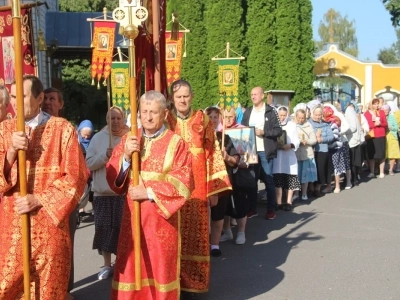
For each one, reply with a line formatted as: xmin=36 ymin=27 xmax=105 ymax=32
xmin=1 ymin=75 xmax=400 ymax=300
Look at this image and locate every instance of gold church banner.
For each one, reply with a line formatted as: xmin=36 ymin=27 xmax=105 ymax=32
xmin=165 ymin=31 xmax=184 ymax=87
xmin=91 ymin=21 xmax=116 ymax=88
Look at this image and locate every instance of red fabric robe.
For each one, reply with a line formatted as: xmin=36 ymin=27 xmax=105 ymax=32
xmin=167 ymin=110 xmax=232 ymax=293
xmin=106 ymin=129 xmax=194 ymax=300
xmin=0 ymin=117 xmax=88 ymax=300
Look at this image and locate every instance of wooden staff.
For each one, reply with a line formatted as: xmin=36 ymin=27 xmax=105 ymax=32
xmin=152 ymin=0 xmax=161 ymax=91
xmin=12 ymin=1 xmax=30 ymax=298
xmin=123 ymin=21 xmax=141 ymax=289
xmin=103 ymin=7 xmax=112 ymax=147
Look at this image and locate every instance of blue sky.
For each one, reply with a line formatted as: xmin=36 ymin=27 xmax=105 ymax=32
xmin=311 ymin=0 xmax=397 ymax=61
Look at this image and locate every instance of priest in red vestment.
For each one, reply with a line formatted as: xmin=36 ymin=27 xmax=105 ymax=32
xmin=106 ymin=90 xmax=194 ymax=300
xmin=0 ymin=75 xmax=88 ymax=299
xmin=166 ymin=80 xmax=232 ymax=297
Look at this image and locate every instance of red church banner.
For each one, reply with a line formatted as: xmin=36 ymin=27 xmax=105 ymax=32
xmin=0 ymin=8 xmax=36 ymax=118
xmin=91 ymin=21 xmax=116 ymax=88
xmin=165 ymin=31 xmax=183 ymax=88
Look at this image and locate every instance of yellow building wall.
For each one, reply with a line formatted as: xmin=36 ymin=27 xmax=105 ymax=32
xmin=314 ymin=44 xmax=400 ymax=104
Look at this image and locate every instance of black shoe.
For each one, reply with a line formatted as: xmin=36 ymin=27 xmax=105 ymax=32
xmin=277 ymin=204 xmax=284 ymax=211
xmin=181 ymin=291 xmax=198 ymax=300
xmin=210 ymin=248 xmax=222 ymax=257
xmin=284 ymin=204 xmax=293 ymax=211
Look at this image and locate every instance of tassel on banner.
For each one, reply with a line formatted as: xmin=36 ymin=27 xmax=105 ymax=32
xmin=171 ymin=12 xmax=179 ymax=41
xmin=92 ymin=78 xmax=95 ymax=86
xmin=103 ymin=79 xmax=107 ymax=86
xmin=97 ymin=81 xmax=100 ymax=89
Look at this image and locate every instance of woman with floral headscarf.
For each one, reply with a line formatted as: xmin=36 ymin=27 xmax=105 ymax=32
xmin=273 ymin=106 xmax=300 ymax=211
xmin=323 ymin=106 xmax=352 ymax=193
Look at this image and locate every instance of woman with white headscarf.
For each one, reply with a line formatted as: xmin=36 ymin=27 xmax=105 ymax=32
xmin=272 ymin=106 xmax=300 ymax=211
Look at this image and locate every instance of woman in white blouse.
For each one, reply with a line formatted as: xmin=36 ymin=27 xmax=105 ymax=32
xmin=273 ymin=106 xmax=301 ymax=211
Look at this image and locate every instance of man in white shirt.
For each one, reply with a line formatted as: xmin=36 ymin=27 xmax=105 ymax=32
xmin=241 ymin=86 xmax=282 ymax=220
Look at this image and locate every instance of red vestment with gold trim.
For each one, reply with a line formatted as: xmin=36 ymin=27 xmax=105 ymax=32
xmin=106 ymin=129 xmax=193 ymax=300
xmin=167 ymin=110 xmax=232 ymax=293
xmin=0 ymin=117 xmax=88 ymax=300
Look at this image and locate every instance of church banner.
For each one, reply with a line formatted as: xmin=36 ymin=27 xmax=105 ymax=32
xmin=111 ymin=62 xmax=130 ymax=113
xmin=218 ymin=59 xmax=240 ymax=111
xmin=0 ymin=8 xmax=36 ymax=118
xmin=91 ymin=21 xmax=116 ymax=88
xmin=165 ymin=31 xmax=183 ymax=87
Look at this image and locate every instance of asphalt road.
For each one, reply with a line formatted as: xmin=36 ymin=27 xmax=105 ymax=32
xmin=71 ymin=173 xmax=400 ymax=300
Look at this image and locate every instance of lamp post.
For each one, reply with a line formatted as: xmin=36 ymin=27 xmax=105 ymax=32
xmin=112 ymin=0 xmax=148 ymax=290
xmin=328 ymin=66 xmax=337 ymax=104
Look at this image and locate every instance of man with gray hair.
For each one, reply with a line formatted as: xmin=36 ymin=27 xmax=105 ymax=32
xmin=106 ymin=90 xmax=194 ymax=299
xmin=0 ymin=85 xmax=10 ymax=122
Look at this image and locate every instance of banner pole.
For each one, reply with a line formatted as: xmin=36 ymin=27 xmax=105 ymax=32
xmin=12 ymin=0 xmax=30 ymax=299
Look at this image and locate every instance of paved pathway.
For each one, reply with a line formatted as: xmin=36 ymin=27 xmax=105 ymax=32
xmin=71 ymin=173 xmax=400 ymax=300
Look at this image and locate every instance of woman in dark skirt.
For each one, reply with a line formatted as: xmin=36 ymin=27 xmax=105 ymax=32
xmin=86 ymin=106 xmax=129 ymax=280
xmin=364 ymin=98 xmax=388 ymax=178
xmin=308 ymin=105 xmax=335 ymax=197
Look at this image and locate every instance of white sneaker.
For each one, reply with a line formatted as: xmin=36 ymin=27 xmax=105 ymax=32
xmin=220 ymin=230 xmax=233 ymax=242
xmin=292 ymin=194 xmax=299 ymax=201
xmin=367 ymin=173 xmax=375 ymax=178
xmin=301 ymin=195 xmax=308 ymax=201
xmin=98 ymin=266 xmax=113 ymax=280
xmin=378 ymin=174 xmax=385 ymax=179
xmin=235 ymin=232 xmax=246 ymax=245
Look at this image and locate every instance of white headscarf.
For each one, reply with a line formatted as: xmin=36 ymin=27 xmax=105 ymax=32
xmin=277 ymin=106 xmax=290 ymax=126
xmin=387 ymin=101 xmax=399 ymax=113
xmin=307 ymin=99 xmax=321 ymax=113
xmin=293 ymin=103 xmax=307 ymax=114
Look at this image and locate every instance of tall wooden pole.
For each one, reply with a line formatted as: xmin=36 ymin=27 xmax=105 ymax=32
xmin=152 ymin=0 xmax=161 ymax=91
xmin=103 ymin=7 xmax=112 ymax=147
xmin=123 ymin=17 xmax=142 ymax=290
xmin=12 ymin=1 xmax=30 ymax=299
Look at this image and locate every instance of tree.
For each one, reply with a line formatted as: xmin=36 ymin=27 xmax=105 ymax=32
xmin=315 ymin=9 xmax=358 ymax=57
xmin=295 ymin=0 xmax=315 ymax=106
xmin=382 ymin=0 xmax=400 ymax=26
xmin=275 ymin=0 xmax=302 ymax=94
xmin=204 ymin=0 xmax=247 ymax=108
xmin=170 ymin=0 xmax=209 ymax=109
xmin=246 ymin=0 xmax=276 ymax=94
xmin=58 ymin=0 xmax=116 ymax=128
xmin=274 ymin=0 xmax=315 ymax=108
xmin=59 ymin=0 xmax=118 ymax=12
xmin=378 ymin=28 xmax=400 ymax=63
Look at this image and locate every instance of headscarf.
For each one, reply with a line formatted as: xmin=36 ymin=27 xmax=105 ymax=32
xmin=307 ymin=99 xmax=321 ymax=114
xmin=387 ymin=101 xmax=399 ymax=113
xmin=322 ymin=106 xmax=335 ymax=122
xmin=104 ymin=106 xmax=129 ymax=137
xmin=77 ymin=120 xmax=94 ymax=151
xmin=293 ymin=103 xmax=307 ymax=114
xmin=277 ymin=106 xmax=290 ymax=126
xmin=381 ymin=104 xmax=391 ymax=112
xmin=339 ymin=98 xmax=352 ymax=112
xmin=350 ymin=100 xmax=360 ymax=114
xmin=235 ymin=104 xmax=244 ymax=124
